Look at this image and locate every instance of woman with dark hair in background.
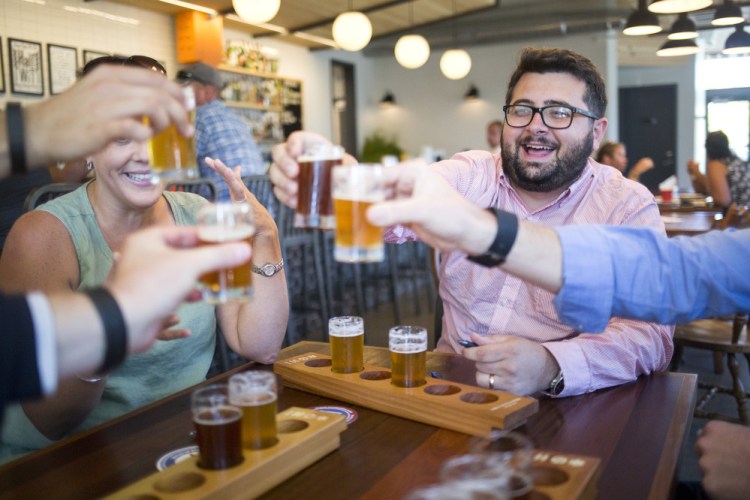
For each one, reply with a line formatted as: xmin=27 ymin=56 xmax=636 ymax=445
xmin=688 ymin=131 xmax=750 ymax=209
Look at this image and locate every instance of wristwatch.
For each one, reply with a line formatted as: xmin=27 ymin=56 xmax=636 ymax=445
xmin=253 ymin=259 xmax=284 ymax=277
xmin=545 ymin=369 xmax=565 ymax=396
xmin=466 ymin=209 xmax=519 ymax=267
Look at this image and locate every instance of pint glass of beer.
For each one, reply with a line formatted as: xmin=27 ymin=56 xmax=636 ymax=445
xmin=332 ymin=164 xmax=385 ymax=263
xmin=389 ymin=326 xmax=428 ymax=388
xmin=148 ymin=86 xmax=199 ymax=183
xmin=197 ymin=202 xmax=255 ymax=303
xmin=228 ymin=371 xmax=278 ymax=449
xmin=295 ymin=144 xmax=344 ymax=230
xmin=191 ymin=384 xmax=244 ymax=470
xmin=329 ymin=316 xmax=365 ymax=374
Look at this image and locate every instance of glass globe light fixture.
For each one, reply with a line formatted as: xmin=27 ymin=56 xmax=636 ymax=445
xmin=232 ymin=0 xmax=280 ymax=24
xmin=440 ymin=49 xmax=472 ymax=80
xmin=332 ymin=11 xmax=373 ymax=51
xmin=394 ymin=34 xmax=430 ymax=69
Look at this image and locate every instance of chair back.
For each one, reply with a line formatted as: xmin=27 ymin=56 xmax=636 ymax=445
xmin=24 ymin=183 xmax=81 ymax=211
xmin=716 ymin=203 xmax=750 ymax=230
xmin=165 ymin=179 xmax=217 ymax=202
xmin=242 ymin=175 xmax=280 ymax=222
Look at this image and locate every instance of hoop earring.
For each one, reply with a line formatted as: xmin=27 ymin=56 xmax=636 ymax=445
xmin=86 ymin=161 xmax=94 ymax=171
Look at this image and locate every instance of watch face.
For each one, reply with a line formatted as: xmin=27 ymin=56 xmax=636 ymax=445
xmin=261 ymin=264 xmax=275 ymax=276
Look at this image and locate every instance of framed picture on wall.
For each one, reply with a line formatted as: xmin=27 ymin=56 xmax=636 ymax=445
xmin=9 ymin=38 xmax=44 ymax=95
xmin=47 ymin=44 xmax=77 ymax=95
xmin=0 ymin=38 xmax=5 ymax=93
xmin=83 ymin=49 xmax=110 ymax=66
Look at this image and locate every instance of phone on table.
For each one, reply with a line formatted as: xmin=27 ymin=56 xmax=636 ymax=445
xmin=458 ymin=339 xmax=478 ymax=348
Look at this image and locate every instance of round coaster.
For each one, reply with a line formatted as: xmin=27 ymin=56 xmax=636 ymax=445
xmin=156 ymin=445 xmax=199 ymax=471
xmin=309 ymin=405 xmax=358 ymax=425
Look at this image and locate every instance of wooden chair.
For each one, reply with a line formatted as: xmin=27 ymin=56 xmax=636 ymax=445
xmin=23 ymin=182 xmax=81 ymax=211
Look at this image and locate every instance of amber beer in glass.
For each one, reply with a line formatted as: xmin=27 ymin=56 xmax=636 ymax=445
xmin=329 ymin=316 xmax=365 ymax=373
xmin=148 ymin=86 xmax=199 ymax=182
xmin=197 ymin=202 xmax=255 ymax=303
xmin=389 ymin=326 xmax=428 ymax=388
xmin=191 ymin=384 xmax=243 ymax=470
xmin=332 ymin=164 xmax=385 ymax=263
xmin=229 ymin=371 xmax=278 ymax=449
xmin=296 ymin=144 xmax=344 ymax=229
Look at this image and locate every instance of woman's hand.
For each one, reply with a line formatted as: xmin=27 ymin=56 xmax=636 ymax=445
xmin=155 ymin=313 xmax=191 ymax=341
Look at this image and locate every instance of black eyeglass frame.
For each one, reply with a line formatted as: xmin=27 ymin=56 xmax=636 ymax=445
xmin=502 ymin=104 xmax=599 ymax=130
xmin=79 ymin=55 xmax=166 ymax=77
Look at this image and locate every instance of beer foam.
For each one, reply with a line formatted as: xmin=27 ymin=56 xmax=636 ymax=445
xmin=193 ymin=405 xmax=242 ymax=425
xmin=389 ymin=342 xmax=427 ymax=353
xmin=230 ymin=391 xmax=277 ymax=406
xmin=329 ymin=328 xmax=364 ymax=337
xmin=198 ymin=224 xmax=254 ymax=243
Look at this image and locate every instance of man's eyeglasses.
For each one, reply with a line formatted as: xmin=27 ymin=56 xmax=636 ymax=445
xmin=502 ymin=104 xmax=599 ymax=130
xmin=176 ymin=70 xmax=200 ymax=84
xmin=79 ymin=55 xmax=166 ymax=77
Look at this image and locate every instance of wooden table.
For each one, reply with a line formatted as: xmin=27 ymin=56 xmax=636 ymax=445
xmin=662 ymin=211 xmax=721 ymax=237
xmin=0 ymin=342 xmax=696 ymax=500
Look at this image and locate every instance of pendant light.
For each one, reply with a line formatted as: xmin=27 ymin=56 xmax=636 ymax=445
xmin=623 ymin=0 xmax=662 ymax=36
xmin=712 ymin=0 xmax=745 ymax=26
xmin=394 ymin=1 xmax=430 ymax=69
xmin=440 ymin=0 xmax=472 ymax=80
xmin=232 ymin=0 xmax=280 ymax=24
xmin=668 ymin=13 xmax=698 ymax=39
xmin=464 ymin=84 xmax=479 ymax=100
xmin=657 ymin=38 xmax=699 ymax=56
xmin=332 ymin=1 xmax=372 ymax=52
xmin=723 ymin=24 xmax=750 ymax=54
xmin=648 ymin=0 xmax=712 ymax=14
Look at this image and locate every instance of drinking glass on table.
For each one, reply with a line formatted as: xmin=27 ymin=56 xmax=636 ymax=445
xmin=296 ymin=143 xmax=344 ymax=230
xmin=148 ymin=86 xmax=199 ymax=183
xmin=329 ymin=316 xmax=365 ymax=374
xmin=196 ymin=202 xmax=255 ymax=303
xmin=332 ymin=163 xmax=385 ymax=263
xmin=389 ymin=325 xmax=427 ymax=388
xmin=228 ymin=371 xmax=278 ymax=449
xmin=191 ymin=383 xmax=244 ymax=470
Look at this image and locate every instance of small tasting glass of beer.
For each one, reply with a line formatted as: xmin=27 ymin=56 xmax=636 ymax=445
xmin=332 ymin=164 xmax=385 ymax=263
xmin=148 ymin=86 xmax=200 ymax=183
xmin=389 ymin=325 xmax=428 ymax=388
xmin=439 ymin=452 xmax=533 ymax=499
xmin=191 ymin=383 xmax=244 ymax=470
xmin=197 ymin=202 xmax=255 ymax=303
xmin=295 ymin=143 xmax=344 ymax=230
xmin=329 ymin=316 xmax=365 ymax=374
xmin=228 ymin=371 xmax=278 ymax=450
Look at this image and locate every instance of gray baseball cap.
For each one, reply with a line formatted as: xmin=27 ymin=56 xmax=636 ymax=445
xmin=176 ymin=62 xmax=222 ymax=88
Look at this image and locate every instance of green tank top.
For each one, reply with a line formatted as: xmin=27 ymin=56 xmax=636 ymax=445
xmin=1 ymin=183 xmax=216 ymax=461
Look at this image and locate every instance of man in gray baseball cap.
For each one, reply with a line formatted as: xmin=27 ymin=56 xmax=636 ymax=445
xmin=177 ymin=62 xmax=265 ymax=200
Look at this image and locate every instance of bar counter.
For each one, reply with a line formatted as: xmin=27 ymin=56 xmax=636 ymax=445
xmin=0 ymin=341 xmax=696 ymax=499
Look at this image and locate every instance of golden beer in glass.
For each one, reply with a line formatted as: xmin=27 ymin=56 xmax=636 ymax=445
xmin=197 ymin=203 xmax=255 ymax=303
xmin=147 ymin=86 xmax=199 ymax=182
xmin=389 ymin=326 xmax=428 ymax=388
xmin=229 ymin=371 xmax=278 ymax=449
xmin=296 ymin=144 xmax=344 ymax=230
xmin=329 ymin=316 xmax=365 ymax=374
xmin=332 ymin=164 xmax=385 ymax=263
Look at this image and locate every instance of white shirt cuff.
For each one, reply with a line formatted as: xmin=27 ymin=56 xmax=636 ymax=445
xmin=26 ymin=292 xmax=58 ymax=396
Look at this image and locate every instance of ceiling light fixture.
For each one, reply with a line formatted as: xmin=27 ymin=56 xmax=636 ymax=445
xmin=648 ymin=0 xmax=713 ymax=14
xmin=440 ymin=0 xmax=472 ymax=80
xmin=379 ymin=91 xmax=396 ymax=107
xmin=657 ymin=38 xmax=700 ymax=56
xmin=712 ymin=0 xmax=746 ymax=26
xmin=668 ymin=13 xmax=698 ymax=39
xmin=394 ymin=1 xmax=430 ymax=69
xmin=232 ymin=0 xmax=280 ymax=24
xmin=464 ymin=84 xmax=479 ymax=100
xmin=623 ymin=0 xmax=662 ymax=36
xmin=723 ymin=24 xmax=750 ymax=54
xmin=332 ymin=1 xmax=372 ymax=51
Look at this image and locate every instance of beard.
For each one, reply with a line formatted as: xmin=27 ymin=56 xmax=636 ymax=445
xmin=501 ymin=129 xmax=594 ymax=193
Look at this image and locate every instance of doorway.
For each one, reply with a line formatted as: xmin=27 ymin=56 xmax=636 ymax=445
xmin=331 ymin=61 xmax=357 ymax=158
xmin=618 ymin=85 xmax=677 ymax=193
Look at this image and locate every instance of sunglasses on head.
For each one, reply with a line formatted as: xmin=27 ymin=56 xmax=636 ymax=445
xmin=79 ymin=55 xmax=166 ymax=77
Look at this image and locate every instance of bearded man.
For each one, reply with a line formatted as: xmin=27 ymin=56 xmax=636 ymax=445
xmin=269 ymin=47 xmax=672 ymax=397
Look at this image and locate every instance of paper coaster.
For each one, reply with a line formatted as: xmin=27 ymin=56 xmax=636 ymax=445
xmin=156 ymin=445 xmax=199 ymax=471
xmin=309 ymin=405 xmax=358 ymax=425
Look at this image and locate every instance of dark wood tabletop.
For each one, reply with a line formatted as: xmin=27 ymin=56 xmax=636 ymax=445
xmin=662 ymin=211 xmax=721 ymax=237
xmin=0 ymin=341 xmax=696 ymax=500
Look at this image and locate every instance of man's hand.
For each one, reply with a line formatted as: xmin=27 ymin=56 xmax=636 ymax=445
xmin=695 ymin=420 xmax=750 ymax=500
xmin=461 ymin=333 xmax=561 ymax=395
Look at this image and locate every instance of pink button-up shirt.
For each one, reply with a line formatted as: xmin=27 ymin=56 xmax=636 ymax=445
xmin=386 ymin=151 xmax=674 ymax=396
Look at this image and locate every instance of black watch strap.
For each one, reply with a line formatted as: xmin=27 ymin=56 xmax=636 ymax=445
xmin=466 ymin=209 xmax=519 ymax=267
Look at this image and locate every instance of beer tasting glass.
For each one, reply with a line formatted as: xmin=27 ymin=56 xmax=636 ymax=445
xmin=389 ymin=326 xmax=428 ymax=388
xmin=332 ymin=164 xmax=386 ymax=263
xmin=295 ymin=143 xmax=344 ymax=229
xmin=329 ymin=316 xmax=365 ymax=374
xmin=148 ymin=86 xmax=200 ymax=183
xmin=228 ymin=371 xmax=278 ymax=449
xmin=191 ymin=384 xmax=244 ymax=470
xmin=196 ymin=202 xmax=255 ymax=303
xmin=440 ymin=453 xmax=532 ymax=499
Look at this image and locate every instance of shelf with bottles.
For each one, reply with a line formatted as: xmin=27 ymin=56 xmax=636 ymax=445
xmin=219 ymin=66 xmax=283 ymax=110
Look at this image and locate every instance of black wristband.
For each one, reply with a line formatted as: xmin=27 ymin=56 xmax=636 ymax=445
xmin=466 ymin=209 xmax=519 ymax=267
xmin=86 ymin=287 xmax=128 ymax=374
xmin=6 ymin=102 xmax=27 ymax=175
